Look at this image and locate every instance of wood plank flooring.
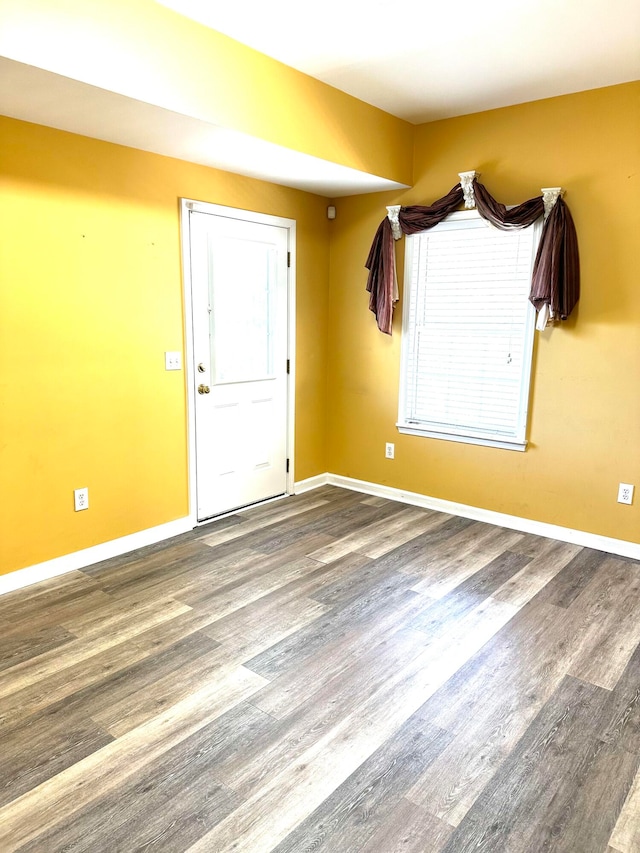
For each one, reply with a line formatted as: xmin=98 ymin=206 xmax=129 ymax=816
xmin=1 ymin=485 xmax=639 ymax=852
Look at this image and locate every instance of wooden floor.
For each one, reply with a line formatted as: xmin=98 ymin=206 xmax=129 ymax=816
xmin=1 ymin=486 xmax=639 ymax=852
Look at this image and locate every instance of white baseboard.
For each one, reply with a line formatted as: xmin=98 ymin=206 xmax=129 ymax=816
xmin=309 ymin=472 xmax=640 ymax=560
xmin=294 ymin=474 xmax=330 ymax=494
xmin=0 ymin=517 xmax=194 ymax=597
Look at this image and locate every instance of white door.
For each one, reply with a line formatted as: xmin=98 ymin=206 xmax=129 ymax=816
xmin=188 ymin=209 xmax=290 ymax=520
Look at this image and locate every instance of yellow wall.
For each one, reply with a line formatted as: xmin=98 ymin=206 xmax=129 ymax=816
xmin=0 ymin=0 xmax=413 ymax=185
xmin=0 ymin=117 xmax=329 ymax=575
xmin=327 ymin=83 xmax=640 ymax=545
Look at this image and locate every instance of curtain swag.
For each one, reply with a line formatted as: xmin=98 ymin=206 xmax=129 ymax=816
xmin=365 ymin=175 xmax=580 ymax=335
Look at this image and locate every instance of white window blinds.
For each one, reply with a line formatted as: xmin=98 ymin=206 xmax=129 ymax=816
xmin=398 ymin=211 xmax=538 ymax=450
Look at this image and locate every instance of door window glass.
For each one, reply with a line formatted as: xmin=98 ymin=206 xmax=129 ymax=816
xmin=209 ymin=236 xmax=276 ymax=384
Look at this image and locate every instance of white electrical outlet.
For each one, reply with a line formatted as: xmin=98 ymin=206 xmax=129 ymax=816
xmin=165 ymin=351 xmax=182 ymax=371
xmin=385 ymin=442 xmax=395 ymax=459
xmin=617 ymin=483 xmax=635 ymax=505
xmin=74 ymin=487 xmax=89 ymax=511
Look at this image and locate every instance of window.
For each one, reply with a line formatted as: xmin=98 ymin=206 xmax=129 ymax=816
xmin=398 ymin=210 xmax=540 ymax=451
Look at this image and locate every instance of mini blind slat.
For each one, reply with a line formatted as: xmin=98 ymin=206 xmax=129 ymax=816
xmin=401 ymin=215 xmax=537 ymax=442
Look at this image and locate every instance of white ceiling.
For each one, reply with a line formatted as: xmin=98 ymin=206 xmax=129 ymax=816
xmin=0 ymin=58 xmax=407 ymax=198
xmin=159 ymin=0 xmax=640 ymax=123
xmin=2 ymin=1 xmax=637 ymax=197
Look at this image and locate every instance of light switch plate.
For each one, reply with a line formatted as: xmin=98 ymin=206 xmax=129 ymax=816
xmin=165 ymin=351 xmax=182 ymax=371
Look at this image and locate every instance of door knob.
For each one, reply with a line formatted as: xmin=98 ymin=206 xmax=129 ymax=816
xmin=197 ymin=384 xmax=210 ymax=394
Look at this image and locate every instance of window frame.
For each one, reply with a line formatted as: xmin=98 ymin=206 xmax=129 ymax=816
xmin=397 ymin=209 xmax=541 ymax=452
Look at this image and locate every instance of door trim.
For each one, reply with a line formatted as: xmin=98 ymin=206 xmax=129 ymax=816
xmin=179 ymin=198 xmax=296 ymax=526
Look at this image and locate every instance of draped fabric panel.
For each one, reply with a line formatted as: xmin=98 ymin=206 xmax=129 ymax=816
xmin=365 ymin=217 xmax=396 ymax=337
xmin=530 ymin=198 xmax=580 ymax=320
xmin=365 ymin=178 xmax=579 ymax=335
xmin=365 ymin=185 xmax=463 ymax=335
xmin=397 ymin=184 xmax=464 ymax=234
xmin=473 ymin=180 xmax=544 ymax=230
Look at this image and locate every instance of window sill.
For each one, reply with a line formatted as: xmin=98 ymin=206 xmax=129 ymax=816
xmin=396 ymin=423 xmax=527 ymax=452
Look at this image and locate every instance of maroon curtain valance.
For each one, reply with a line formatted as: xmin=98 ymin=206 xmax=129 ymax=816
xmin=365 ymin=177 xmax=579 ymax=335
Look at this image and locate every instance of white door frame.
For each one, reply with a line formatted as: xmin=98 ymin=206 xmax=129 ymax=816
xmin=179 ymin=198 xmax=296 ymax=526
